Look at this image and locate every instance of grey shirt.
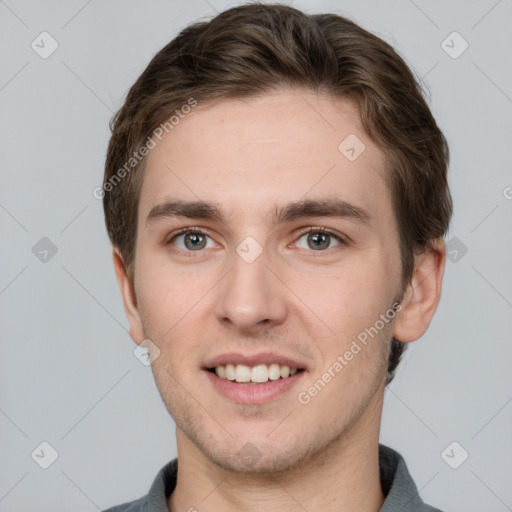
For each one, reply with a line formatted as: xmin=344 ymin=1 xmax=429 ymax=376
xmin=103 ymin=444 xmax=444 ymax=511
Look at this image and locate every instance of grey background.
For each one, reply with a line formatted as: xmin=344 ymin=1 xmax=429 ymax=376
xmin=1 ymin=0 xmax=511 ymax=510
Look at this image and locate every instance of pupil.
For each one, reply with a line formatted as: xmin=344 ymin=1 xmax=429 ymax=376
xmin=185 ymin=233 xmax=206 ymax=250
xmin=308 ymin=233 xmax=329 ymax=250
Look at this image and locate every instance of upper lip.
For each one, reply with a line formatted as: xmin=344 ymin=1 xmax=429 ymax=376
xmin=204 ymin=352 xmax=307 ymax=370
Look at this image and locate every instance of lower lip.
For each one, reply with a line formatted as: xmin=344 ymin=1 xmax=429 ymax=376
xmin=204 ymin=369 xmax=306 ymax=405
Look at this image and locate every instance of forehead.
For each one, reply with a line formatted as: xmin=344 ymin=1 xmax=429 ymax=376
xmin=139 ymin=88 xmax=391 ymax=226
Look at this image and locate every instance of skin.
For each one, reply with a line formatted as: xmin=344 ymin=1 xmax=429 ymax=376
xmin=114 ymin=88 xmax=446 ymax=512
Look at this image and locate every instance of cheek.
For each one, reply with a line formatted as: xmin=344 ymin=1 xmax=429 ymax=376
xmin=134 ymin=256 xmax=182 ymax=333
xmin=298 ymin=267 xmax=394 ymax=404
xmin=134 ymin=251 xmax=216 ymax=348
xmin=292 ymin=258 xmax=396 ymax=340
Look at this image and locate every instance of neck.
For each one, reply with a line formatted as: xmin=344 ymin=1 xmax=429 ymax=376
xmin=168 ymin=390 xmax=386 ymax=512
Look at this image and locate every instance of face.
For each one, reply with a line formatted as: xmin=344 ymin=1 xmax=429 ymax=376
xmin=125 ymin=89 xmax=406 ymax=474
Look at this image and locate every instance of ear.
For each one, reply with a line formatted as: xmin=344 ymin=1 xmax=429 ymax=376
xmin=393 ymin=238 xmax=446 ymax=342
xmin=112 ymin=248 xmax=145 ymax=345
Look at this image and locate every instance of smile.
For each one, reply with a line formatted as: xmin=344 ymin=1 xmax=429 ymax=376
xmin=209 ymin=363 xmax=302 ymax=383
xmin=204 ymin=366 xmax=306 ymax=404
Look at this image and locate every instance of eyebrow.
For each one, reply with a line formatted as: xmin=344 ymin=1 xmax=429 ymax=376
xmin=146 ymin=197 xmax=372 ymax=229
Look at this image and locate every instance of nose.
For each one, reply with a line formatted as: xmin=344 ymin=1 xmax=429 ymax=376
xmin=214 ymin=243 xmax=288 ymax=334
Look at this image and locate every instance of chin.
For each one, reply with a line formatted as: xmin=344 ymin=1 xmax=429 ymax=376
xmin=212 ymin=447 xmax=305 ymax=475
xmin=191 ymin=430 xmax=326 ymax=476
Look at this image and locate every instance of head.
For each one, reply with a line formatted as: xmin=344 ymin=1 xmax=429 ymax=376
xmin=103 ymin=4 xmax=451 ymax=473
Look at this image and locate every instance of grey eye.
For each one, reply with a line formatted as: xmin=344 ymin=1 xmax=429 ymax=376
xmin=174 ymin=232 xmax=215 ymax=251
xmin=296 ymin=232 xmax=341 ymax=251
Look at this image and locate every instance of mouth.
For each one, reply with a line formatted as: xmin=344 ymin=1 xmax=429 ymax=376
xmin=206 ymin=364 xmax=305 ymax=384
xmin=203 ymin=363 xmax=307 ymax=404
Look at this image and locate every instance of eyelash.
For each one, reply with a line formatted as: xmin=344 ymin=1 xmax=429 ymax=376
xmin=165 ymin=226 xmax=347 ymax=256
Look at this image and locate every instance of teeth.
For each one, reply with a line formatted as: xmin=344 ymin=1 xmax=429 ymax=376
xmin=251 ymin=364 xmax=268 ymax=383
xmin=212 ymin=363 xmax=301 ymax=383
xmin=225 ymin=364 xmax=236 ymax=381
xmin=235 ymin=364 xmax=251 ymax=383
xmin=280 ymin=365 xmax=290 ymax=378
xmin=268 ymin=363 xmax=281 ymax=380
xmin=215 ymin=365 xmax=226 ymax=379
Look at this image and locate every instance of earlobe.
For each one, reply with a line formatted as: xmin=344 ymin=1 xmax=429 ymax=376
xmin=112 ymin=249 xmax=146 ymax=344
xmin=392 ymin=239 xmax=446 ymax=343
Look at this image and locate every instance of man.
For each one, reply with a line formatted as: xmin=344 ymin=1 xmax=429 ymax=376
xmin=102 ymin=3 xmax=451 ymax=511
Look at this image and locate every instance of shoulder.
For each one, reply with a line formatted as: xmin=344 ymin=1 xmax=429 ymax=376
xmin=102 ymin=495 xmax=146 ymax=512
xmin=101 ymin=458 xmax=178 ymax=512
xmin=379 ymin=444 xmax=446 ymax=512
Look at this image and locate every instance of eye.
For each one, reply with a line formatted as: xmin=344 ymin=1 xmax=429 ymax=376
xmin=168 ymin=228 xmax=217 ymax=252
xmin=295 ymin=228 xmax=344 ymax=251
xmin=166 ymin=227 xmax=346 ymax=254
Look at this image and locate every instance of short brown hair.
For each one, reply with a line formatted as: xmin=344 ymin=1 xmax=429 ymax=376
xmin=103 ymin=3 xmax=452 ymax=385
